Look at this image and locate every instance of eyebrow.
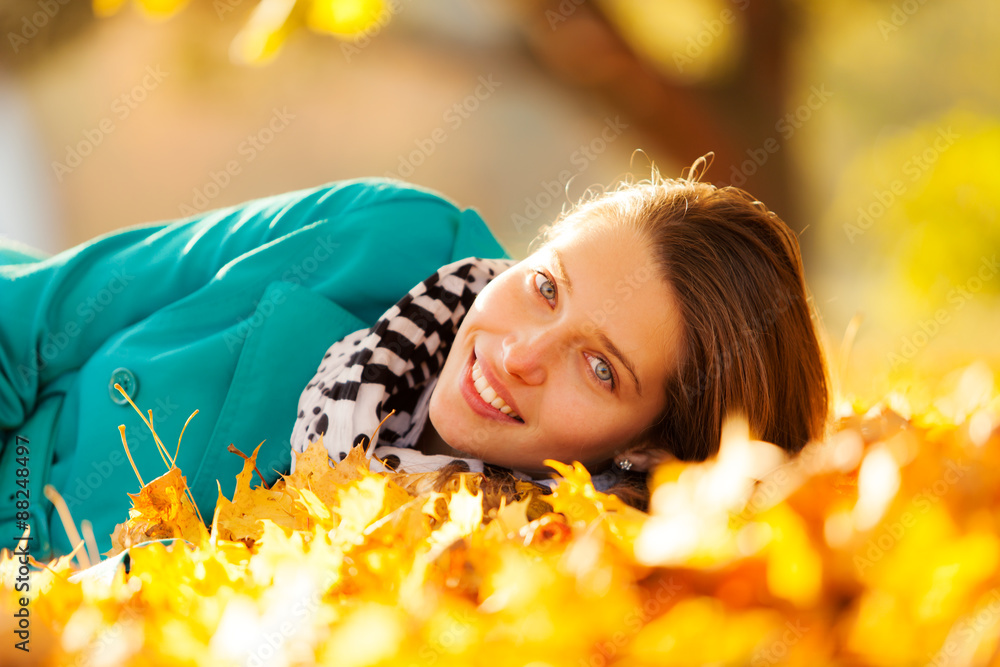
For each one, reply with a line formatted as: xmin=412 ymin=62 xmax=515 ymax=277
xmin=551 ymin=249 xmax=573 ymax=296
xmin=552 ymin=249 xmax=642 ymax=396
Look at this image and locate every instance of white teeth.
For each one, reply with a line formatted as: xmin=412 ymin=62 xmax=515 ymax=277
xmin=471 ymin=359 xmax=519 ymax=420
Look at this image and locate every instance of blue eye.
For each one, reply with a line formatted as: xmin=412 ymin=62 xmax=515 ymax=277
xmin=588 ymin=354 xmax=615 ymax=388
xmin=534 ymin=271 xmax=556 ymax=303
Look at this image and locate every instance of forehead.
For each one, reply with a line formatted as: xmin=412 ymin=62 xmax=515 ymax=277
xmin=544 ymin=219 xmax=648 ymax=274
xmin=537 ymin=224 xmax=684 ymax=389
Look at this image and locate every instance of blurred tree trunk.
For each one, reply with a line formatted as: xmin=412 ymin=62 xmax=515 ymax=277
xmin=0 ymin=0 xmax=97 ymax=68
xmin=513 ymin=0 xmax=805 ymax=242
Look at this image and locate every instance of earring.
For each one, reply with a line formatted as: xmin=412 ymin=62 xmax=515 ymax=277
xmin=617 ymin=458 xmax=633 ymax=471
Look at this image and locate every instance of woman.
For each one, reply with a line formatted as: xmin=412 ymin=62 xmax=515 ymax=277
xmin=291 ymin=156 xmax=829 ymax=507
xmin=0 ymin=157 xmax=828 ymax=559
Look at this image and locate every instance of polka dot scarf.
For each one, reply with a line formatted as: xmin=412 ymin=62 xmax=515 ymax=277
xmin=291 ymin=257 xmax=513 ymax=475
xmin=290 ymin=256 xmax=621 ymax=492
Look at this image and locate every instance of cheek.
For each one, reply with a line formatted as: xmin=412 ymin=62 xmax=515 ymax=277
xmin=475 ymin=281 xmax=514 ymax=312
xmin=538 ymin=380 xmax=636 ymax=435
xmin=538 ymin=373 xmax=602 ymax=417
xmin=462 ymin=290 xmax=527 ymax=331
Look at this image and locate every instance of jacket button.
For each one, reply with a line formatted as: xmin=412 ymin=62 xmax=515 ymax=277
xmin=109 ymin=368 xmax=139 ymax=405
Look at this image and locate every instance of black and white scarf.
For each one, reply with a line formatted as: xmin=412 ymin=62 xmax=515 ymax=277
xmin=290 ymin=256 xmax=620 ymax=492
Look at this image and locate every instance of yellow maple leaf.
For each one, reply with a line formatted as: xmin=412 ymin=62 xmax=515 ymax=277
xmin=214 ymin=443 xmax=296 ymax=544
xmin=105 ymin=467 xmax=208 ymax=557
xmin=283 ymin=436 xmax=372 ymax=507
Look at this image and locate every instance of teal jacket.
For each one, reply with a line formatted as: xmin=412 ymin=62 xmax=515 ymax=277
xmin=0 ymin=178 xmax=509 ymax=559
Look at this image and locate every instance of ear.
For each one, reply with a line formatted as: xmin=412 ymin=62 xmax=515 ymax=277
xmin=613 ymin=446 xmax=677 ymax=473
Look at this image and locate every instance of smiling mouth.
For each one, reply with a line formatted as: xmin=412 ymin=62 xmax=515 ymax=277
xmin=461 ymin=350 xmax=524 ymax=424
xmin=472 ymin=359 xmax=520 ymax=419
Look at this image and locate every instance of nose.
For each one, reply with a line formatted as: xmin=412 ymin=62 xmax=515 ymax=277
xmin=501 ymin=326 xmax=555 ymax=386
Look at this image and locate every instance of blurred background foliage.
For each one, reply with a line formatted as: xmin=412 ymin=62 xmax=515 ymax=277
xmin=0 ymin=0 xmax=997 ymax=406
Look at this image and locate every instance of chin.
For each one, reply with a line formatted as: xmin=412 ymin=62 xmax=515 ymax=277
xmin=447 ymin=421 xmax=488 ymax=457
xmin=426 ymin=395 xmax=471 ymax=455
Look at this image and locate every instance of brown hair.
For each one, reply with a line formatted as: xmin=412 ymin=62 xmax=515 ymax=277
xmin=537 ymin=155 xmax=831 ymax=507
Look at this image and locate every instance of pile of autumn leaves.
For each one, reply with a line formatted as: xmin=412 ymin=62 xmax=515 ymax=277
xmin=3 ymin=365 xmax=1000 ymax=666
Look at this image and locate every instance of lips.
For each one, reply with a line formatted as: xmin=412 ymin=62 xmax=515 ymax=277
xmin=460 ymin=348 xmax=524 ymax=424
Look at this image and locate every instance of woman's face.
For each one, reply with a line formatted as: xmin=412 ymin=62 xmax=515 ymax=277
xmin=427 ymin=222 xmax=686 ymax=474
